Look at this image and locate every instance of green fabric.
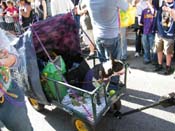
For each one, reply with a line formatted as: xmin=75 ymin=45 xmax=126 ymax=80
xmin=42 ymin=56 xmax=67 ymax=100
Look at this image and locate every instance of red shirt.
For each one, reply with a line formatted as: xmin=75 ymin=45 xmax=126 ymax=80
xmin=6 ymin=7 xmax=19 ymax=22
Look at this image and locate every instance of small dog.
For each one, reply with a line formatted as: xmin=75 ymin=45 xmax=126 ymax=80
xmin=82 ymin=59 xmax=124 ymax=91
xmin=93 ymin=59 xmax=124 ymax=80
xmin=65 ymin=59 xmax=124 ymax=91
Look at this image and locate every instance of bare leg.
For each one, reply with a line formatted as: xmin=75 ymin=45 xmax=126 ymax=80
xmin=89 ymin=42 xmax=95 ymax=54
xmin=157 ymin=51 xmax=163 ymax=65
xmin=166 ymin=54 xmax=172 ymax=66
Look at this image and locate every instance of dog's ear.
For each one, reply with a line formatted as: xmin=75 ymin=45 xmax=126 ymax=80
xmin=112 ymin=59 xmax=124 ymax=72
xmin=111 ymin=58 xmax=115 ymax=65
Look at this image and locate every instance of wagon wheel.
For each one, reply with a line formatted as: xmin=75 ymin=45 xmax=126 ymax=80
xmin=110 ymin=99 xmax=122 ymax=112
xmin=72 ymin=117 xmax=95 ymax=131
xmin=28 ymin=97 xmax=45 ymax=112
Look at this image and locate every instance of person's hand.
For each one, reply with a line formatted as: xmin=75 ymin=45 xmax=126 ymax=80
xmin=169 ymin=9 xmax=175 ymax=21
xmin=20 ymin=9 xmax=24 ymax=13
xmin=162 ymin=5 xmax=171 ymax=12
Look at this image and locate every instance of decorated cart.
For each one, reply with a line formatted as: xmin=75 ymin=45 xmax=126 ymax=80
xmin=14 ymin=13 xmax=127 ymax=131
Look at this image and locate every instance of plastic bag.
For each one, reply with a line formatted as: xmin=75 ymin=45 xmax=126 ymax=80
xmin=119 ymin=6 xmax=136 ymax=28
xmin=42 ymin=56 xmax=67 ymax=100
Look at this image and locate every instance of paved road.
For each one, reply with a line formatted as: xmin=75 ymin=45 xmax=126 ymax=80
xmin=1 ymin=45 xmax=175 ymax=131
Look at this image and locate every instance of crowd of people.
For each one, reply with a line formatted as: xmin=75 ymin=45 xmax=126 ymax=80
xmin=0 ymin=0 xmax=175 ymax=130
xmin=0 ymin=0 xmax=75 ymax=35
xmin=77 ymin=0 xmax=175 ymax=77
xmin=133 ymin=0 xmax=175 ymax=76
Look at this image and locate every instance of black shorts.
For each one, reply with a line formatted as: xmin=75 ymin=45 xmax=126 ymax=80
xmin=0 ymin=22 xmax=6 ymax=30
xmin=5 ymin=22 xmax=16 ymax=31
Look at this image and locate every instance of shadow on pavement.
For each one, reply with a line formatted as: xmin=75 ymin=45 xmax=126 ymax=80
xmin=38 ymin=100 xmax=175 ymax=131
xmin=96 ymin=106 xmax=175 ymax=131
xmin=122 ymin=89 xmax=175 ymax=113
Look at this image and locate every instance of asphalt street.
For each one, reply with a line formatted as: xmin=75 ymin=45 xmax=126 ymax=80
xmin=1 ymin=44 xmax=175 ymax=131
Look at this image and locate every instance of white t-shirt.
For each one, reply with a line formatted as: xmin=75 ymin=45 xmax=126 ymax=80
xmin=50 ymin=0 xmax=74 ymax=16
xmin=85 ymin=0 xmax=129 ymax=39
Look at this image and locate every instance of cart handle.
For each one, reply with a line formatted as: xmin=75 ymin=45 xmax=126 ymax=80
xmin=114 ymin=92 xmax=175 ymax=119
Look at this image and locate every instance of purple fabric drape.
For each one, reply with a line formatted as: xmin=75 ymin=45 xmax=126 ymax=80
xmin=32 ymin=13 xmax=81 ymax=58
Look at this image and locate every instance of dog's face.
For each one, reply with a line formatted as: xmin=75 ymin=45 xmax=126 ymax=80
xmin=112 ymin=59 xmax=124 ymax=73
xmin=99 ymin=59 xmax=124 ymax=79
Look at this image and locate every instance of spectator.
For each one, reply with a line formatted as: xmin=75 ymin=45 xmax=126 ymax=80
xmin=45 ymin=0 xmax=51 ymax=17
xmin=18 ymin=0 xmax=32 ymax=30
xmin=160 ymin=1 xmax=175 ymax=78
xmin=154 ymin=0 xmax=175 ymax=75
xmin=84 ymin=0 xmax=128 ymax=91
xmin=4 ymin=0 xmax=18 ymax=35
xmin=0 ymin=29 xmax=33 ymax=131
xmin=33 ymin=0 xmax=47 ymax=20
xmin=134 ymin=0 xmax=147 ymax=57
xmin=0 ymin=1 xmax=7 ymax=30
xmin=85 ymin=0 xmax=129 ymax=62
xmin=77 ymin=0 xmax=95 ymax=56
xmin=140 ymin=0 xmax=156 ymax=64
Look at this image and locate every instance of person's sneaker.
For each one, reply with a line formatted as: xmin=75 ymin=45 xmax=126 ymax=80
xmin=135 ymin=52 xmax=139 ymax=57
xmin=164 ymin=66 xmax=173 ymax=75
xmin=154 ymin=64 xmax=163 ymax=72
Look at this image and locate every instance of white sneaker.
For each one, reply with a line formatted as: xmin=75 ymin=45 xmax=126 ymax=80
xmin=135 ymin=52 xmax=139 ymax=57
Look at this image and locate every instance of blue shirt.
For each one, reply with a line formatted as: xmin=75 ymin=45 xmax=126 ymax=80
xmin=140 ymin=8 xmax=156 ymax=34
xmin=156 ymin=2 xmax=175 ymax=39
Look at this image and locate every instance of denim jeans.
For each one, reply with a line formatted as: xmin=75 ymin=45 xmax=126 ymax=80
xmin=120 ymin=28 xmax=127 ymax=60
xmin=142 ymin=33 xmax=155 ymax=62
xmin=95 ymin=37 xmax=120 ymax=89
xmin=0 ymin=80 xmax=33 ymax=131
xmin=95 ymin=37 xmax=121 ymax=62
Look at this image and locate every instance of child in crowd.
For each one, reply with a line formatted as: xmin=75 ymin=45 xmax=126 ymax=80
xmin=4 ymin=0 xmax=18 ymax=35
xmin=140 ymin=0 xmax=156 ymax=64
xmin=0 ymin=0 xmax=7 ymax=30
xmin=76 ymin=0 xmax=95 ymax=57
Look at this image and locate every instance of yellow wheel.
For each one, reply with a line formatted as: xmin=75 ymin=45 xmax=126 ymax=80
xmin=75 ymin=120 xmax=88 ymax=131
xmin=28 ymin=97 xmax=44 ymax=112
xmin=72 ymin=117 xmax=95 ymax=131
xmin=0 ymin=96 xmax=4 ymax=104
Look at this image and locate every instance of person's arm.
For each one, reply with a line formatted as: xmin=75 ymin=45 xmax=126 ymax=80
xmin=140 ymin=10 xmax=144 ymax=26
xmin=20 ymin=5 xmax=32 ymax=18
xmin=163 ymin=6 xmax=175 ymax=21
xmin=42 ymin=0 xmax=47 ymax=19
xmin=170 ymin=9 xmax=175 ymax=21
xmin=12 ymin=8 xmax=19 ymax=17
